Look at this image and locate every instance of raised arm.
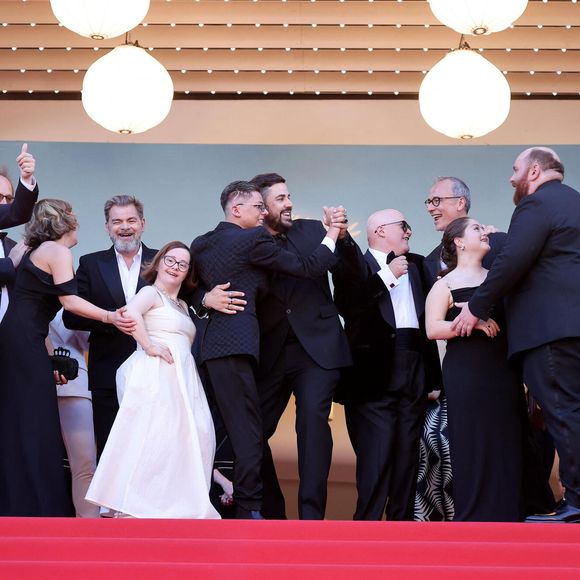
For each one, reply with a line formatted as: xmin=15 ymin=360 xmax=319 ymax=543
xmin=0 ymin=144 xmax=39 ymax=229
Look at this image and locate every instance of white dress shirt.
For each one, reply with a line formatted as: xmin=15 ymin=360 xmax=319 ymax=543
xmin=115 ymin=245 xmax=143 ymax=304
xmin=369 ymin=248 xmax=419 ymax=329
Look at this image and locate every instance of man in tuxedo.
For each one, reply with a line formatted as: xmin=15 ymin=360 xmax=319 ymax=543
xmin=452 ymin=147 xmax=580 ymax=523
xmin=423 ymin=176 xmax=506 ymax=284
xmin=191 ymin=180 xmax=344 ymax=519
xmin=0 ymin=145 xmax=39 ymax=322
xmin=63 ymin=195 xmax=157 ymax=460
xmin=420 ymin=176 xmax=508 ymax=521
xmin=334 ymin=209 xmax=442 ymax=520
xmin=249 ymin=172 xmax=359 ymax=520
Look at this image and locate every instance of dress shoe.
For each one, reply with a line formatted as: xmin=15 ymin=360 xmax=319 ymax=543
xmin=235 ymin=506 xmax=265 ymax=520
xmin=525 ymin=500 xmax=580 ymax=523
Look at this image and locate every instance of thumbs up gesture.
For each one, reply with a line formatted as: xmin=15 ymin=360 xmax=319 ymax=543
xmin=16 ymin=143 xmax=36 ymax=185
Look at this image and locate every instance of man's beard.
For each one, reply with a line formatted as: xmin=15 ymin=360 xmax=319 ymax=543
xmin=111 ymin=234 xmax=141 ymax=254
xmin=265 ymin=210 xmax=292 ymax=233
xmin=512 ymin=177 xmax=529 ymax=206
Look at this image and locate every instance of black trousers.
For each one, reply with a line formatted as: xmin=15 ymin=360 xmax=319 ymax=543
xmin=205 ymin=355 xmax=263 ymax=512
xmin=521 ymin=338 xmax=580 ymax=508
xmin=258 ymin=340 xmax=340 ymax=520
xmin=345 ymin=348 xmax=427 ymax=520
xmin=91 ymin=388 xmax=119 ymax=461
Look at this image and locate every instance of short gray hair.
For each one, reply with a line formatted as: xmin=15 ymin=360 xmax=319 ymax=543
xmin=104 ymin=194 xmax=144 ymax=222
xmin=434 ymin=176 xmax=471 ymax=213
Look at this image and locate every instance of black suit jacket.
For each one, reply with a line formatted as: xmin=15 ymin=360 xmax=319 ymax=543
xmin=0 ymin=180 xmax=39 ymax=294
xmin=334 ymin=250 xmax=442 ymax=404
xmin=0 ymin=180 xmax=38 ymax=230
xmin=469 ymin=180 xmax=580 ymax=357
xmin=0 ymin=236 xmax=16 ymax=288
xmin=190 ymin=221 xmax=338 ymax=364
xmin=257 ymin=219 xmax=355 ymax=376
xmin=423 ymin=231 xmax=507 ymax=287
xmin=62 ymin=244 xmax=158 ymax=390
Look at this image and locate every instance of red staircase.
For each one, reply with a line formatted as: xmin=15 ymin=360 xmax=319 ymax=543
xmin=0 ymin=519 xmax=579 ymax=579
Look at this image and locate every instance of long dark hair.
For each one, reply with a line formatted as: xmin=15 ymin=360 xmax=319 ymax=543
xmin=439 ymin=217 xmax=472 ymax=278
xmin=141 ymin=241 xmax=197 ymax=300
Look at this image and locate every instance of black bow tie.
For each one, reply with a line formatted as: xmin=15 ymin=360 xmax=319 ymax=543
xmin=274 ymin=233 xmax=288 ymax=246
xmin=386 ymin=251 xmax=396 ymax=264
xmin=0 ymin=232 xmax=7 ymax=241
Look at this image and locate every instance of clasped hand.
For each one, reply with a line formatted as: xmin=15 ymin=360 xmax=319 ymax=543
xmin=322 ymin=205 xmax=349 ymax=238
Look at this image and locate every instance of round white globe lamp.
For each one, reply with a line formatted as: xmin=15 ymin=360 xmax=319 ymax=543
xmin=82 ymin=44 xmax=174 ymax=135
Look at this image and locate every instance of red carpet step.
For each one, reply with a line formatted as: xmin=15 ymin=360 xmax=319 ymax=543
xmin=0 ymin=519 xmax=579 ymax=579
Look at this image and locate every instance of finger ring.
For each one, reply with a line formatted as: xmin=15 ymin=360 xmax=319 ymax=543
xmin=229 ymin=298 xmax=233 ymax=304
xmin=227 ymin=291 xmax=233 ymax=297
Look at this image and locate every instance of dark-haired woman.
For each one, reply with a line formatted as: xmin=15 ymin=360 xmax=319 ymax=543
xmin=0 ymin=199 xmax=132 ymax=516
xmin=425 ymin=217 xmax=524 ymax=522
xmin=86 ymin=241 xmax=220 ymax=519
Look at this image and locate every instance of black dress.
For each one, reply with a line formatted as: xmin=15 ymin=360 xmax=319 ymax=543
xmin=0 ymin=253 xmax=76 ymax=516
xmin=443 ymin=287 xmax=524 ymax=522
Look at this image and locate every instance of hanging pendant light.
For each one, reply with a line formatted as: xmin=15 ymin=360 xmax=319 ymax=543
xmin=50 ymin=0 xmax=150 ymax=40
xmin=419 ymin=38 xmax=511 ymax=140
xmin=428 ymin=0 xmax=528 ymax=36
xmin=82 ymin=42 xmax=174 ymax=135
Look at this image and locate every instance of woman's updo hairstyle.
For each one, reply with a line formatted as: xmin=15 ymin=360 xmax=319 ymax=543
xmin=439 ymin=217 xmax=471 ymax=278
xmin=24 ymin=199 xmax=78 ymax=250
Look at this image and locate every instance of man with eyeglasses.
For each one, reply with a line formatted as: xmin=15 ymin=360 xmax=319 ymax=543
xmin=333 ymin=209 xmax=441 ymax=520
xmin=0 ymin=145 xmax=40 ymax=324
xmin=63 ymin=195 xmax=158 ymax=473
xmin=191 ymin=180 xmax=347 ymax=519
xmin=419 ymin=176 xmax=507 ymax=522
xmin=423 ymin=177 xmax=506 ymax=283
xmin=248 ymin=172 xmax=360 ymax=520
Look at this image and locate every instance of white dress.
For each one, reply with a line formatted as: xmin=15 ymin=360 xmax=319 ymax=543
xmin=86 ymin=292 xmax=220 ymax=519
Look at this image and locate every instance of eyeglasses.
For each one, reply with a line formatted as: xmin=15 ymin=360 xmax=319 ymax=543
xmin=163 ymin=255 xmax=190 ymax=272
xmin=0 ymin=194 xmax=14 ymax=203
xmin=424 ymin=196 xmax=461 ymax=207
xmin=374 ymin=220 xmax=412 ymax=234
xmin=236 ymin=203 xmax=267 ymax=213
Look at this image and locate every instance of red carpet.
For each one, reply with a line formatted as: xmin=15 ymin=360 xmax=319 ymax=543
xmin=0 ymin=519 xmax=579 ymax=579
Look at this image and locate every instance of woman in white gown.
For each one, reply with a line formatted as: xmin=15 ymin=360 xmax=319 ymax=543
xmin=86 ymin=241 xmax=220 ymax=519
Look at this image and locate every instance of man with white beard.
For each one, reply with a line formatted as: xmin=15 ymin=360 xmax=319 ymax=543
xmin=64 ymin=195 xmax=157 ymax=462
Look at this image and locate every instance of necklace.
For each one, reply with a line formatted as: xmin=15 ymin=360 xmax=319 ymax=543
xmin=154 ymin=284 xmax=187 ymax=314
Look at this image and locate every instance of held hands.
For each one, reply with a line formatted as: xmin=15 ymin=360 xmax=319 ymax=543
xmin=450 ymin=302 xmax=480 ymax=337
xmin=323 ymin=205 xmax=349 ymax=240
xmin=144 ymin=343 xmax=174 ymax=364
xmin=204 ymin=282 xmax=246 ymax=315
xmin=388 ymin=255 xmax=408 ymax=278
xmin=16 ymin=144 xmax=35 ymax=185
xmin=474 ymin=317 xmax=500 ymax=338
xmin=8 ymin=241 xmax=29 ymax=269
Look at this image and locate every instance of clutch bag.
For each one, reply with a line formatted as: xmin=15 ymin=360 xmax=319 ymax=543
xmin=51 ymin=347 xmax=79 ymax=381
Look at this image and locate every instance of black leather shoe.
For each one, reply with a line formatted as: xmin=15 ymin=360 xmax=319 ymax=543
xmin=525 ymin=500 xmax=580 ymax=523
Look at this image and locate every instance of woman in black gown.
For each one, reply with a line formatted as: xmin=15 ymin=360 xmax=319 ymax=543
xmin=0 ymin=199 xmax=132 ymax=516
xmin=425 ymin=217 xmax=524 ymax=522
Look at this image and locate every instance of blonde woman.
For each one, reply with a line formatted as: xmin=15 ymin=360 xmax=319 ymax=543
xmin=0 ymin=199 xmax=132 ymax=516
